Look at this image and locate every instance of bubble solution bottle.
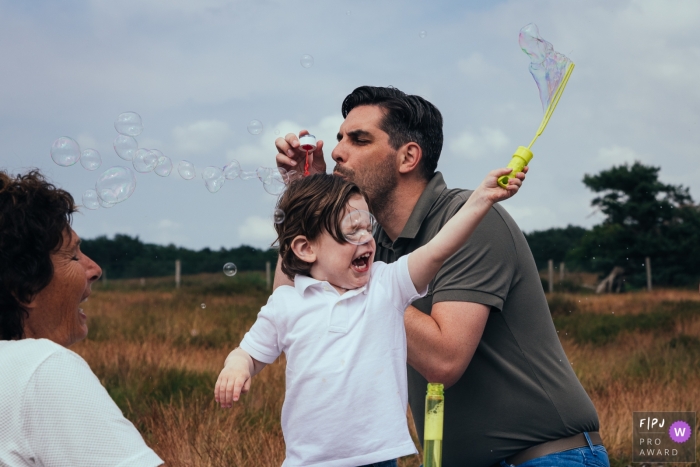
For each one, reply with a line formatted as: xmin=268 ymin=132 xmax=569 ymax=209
xmin=423 ymin=383 xmax=444 ymax=467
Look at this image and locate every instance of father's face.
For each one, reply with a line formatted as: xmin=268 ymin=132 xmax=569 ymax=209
xmin=331 ymin=105 xmax=398 ymax=208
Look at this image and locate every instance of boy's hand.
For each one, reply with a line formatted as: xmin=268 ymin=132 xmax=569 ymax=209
xmin=474 ymin=167 xmax=528 ymax=204
xmin=215 ymin=365 xmax=252 ymax=408
xmin=275 ymin=129 xmax=327 ymax=176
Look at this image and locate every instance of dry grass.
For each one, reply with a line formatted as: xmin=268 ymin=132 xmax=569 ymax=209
xmin=72 ymin=275 xmax=700 ymax=466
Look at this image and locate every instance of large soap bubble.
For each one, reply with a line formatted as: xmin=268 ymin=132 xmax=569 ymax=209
xmin=178 ymin=161 xmax=196 ymax=180
xmin=224 ymin=160 xmax=241 ymax=180
xmin=82 ymin=189 xmax=100 ymax=210
xmin=202 ymin=166 xmax=225 ymax=193
xmin=132 ymin=148 xmax=158 ymax=173
xmin=80 ymin=149 xmax=101 ymax=171
xmin=247 ymin=120 xmax=263 ymax=135
xmin=262 ymin=167 xmax=288 ymax=195
xmin=341 ymin=210 xmax=377 ymax=245
xmin=153 ymin=152 xmax=172 ymax=177
xmin=519 ymin=23 xmax=573 ymax=111
xmin=114 ymin=112 xmax=144 ymax=136
xmin=95 ymin=166 xmax=137 ymax=205
xmin=114 ymin=135 xmax=138 ymax=161
xmin=50 ymin=137 xmax=81 ymax=167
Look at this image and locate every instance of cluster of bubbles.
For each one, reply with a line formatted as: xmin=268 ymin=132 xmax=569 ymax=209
xmin=340 ymin=210 xmax=377 ymax=245
xmin=51 ymin=136 xmax=103 ymax=171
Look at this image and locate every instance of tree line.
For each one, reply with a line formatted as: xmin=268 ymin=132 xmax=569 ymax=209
xmin=524 ymin=162 xmax=700 ymax=288
xmin=81 ymin=234 xmax=277 ymax=279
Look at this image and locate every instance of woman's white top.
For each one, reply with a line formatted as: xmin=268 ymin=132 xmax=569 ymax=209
xmin=240 ymin=255 xmax=427 ymax=467
xmin=0 ymin=338 xmax=163 ymax=467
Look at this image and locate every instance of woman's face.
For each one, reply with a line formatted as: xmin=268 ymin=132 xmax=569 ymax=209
xmin=23 ymin=228 xmax=102 ymax=347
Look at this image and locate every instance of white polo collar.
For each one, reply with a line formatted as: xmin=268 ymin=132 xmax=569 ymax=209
xmin=293 ymin=274 xmax=369 ymax=298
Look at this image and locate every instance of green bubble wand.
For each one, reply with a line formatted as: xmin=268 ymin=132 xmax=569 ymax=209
xmin=498 ymin=24 xmax=575 ymax=188
xmin=423 ymin=383 xmax=444 ymax=467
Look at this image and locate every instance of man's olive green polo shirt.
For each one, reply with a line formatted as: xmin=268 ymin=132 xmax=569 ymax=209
xmin=374 ymin=172 xmax=599 ymax=467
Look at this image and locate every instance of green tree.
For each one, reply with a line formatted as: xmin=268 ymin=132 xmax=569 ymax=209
xmin=570 ymin=162 xmax=700 ymax=287
xmin=524 ymin=225 xmax=588 ymax=271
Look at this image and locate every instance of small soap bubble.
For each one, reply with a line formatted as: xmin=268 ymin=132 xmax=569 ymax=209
xmin=223 ymin=262 xmax=238 ymax=277
xmin=273 ymin=208 xmax=285 ymax=224
xmin=300 ymin=54 xmax=314 ymax=68
xmin=114 ymin=112 xmax=143 ymax=136
xmin=190 ymin=328 xmax=199 ymax=336
xmin=178 ymin=160 xmax=196 ymax=180
xmin=419 ymin=30 xmax=427 ymax=38
xmin=82 ymin=189 xmax=100 ymax=210
xmin=95 ymin=166 xmax=137 ymax=204
xmin=153 ymin=151 xmax=173 ymax=177
xmin=223 ymin=160 xmax=241 ymax=180
xmin=239 ymin=170 xmax=258 ymax=181
xmin=345 ymin=10 xmax=351 ymax=15
xmin=341 ymin=210 xmax=377 ymax=245
xmin=247 ymin=120 xmax=263 ymax=135
xmin=263 ymin=168 xmax=289 ymax=195
xmin=50 ymin=137 xmax=81 ymax=167
xmin=202 ymin=166 xmax=225 ymax=193
xmin=200 ymin=303 xmax=206 ymax=309
xmin=113 ymin=135 xmax=138 ymax=161
xmin=274 ymin=128 xmax=280 ymax=135
xmin=80 ymin=149 xmax=102 ymax=171
xmin=132 ymin=148 xmax=158 ymax=173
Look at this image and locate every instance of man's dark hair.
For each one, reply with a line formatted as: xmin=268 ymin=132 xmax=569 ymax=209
xmin=0 ymin=170 xmax=76 ymax=340
xmin=274 ymin=174 xmax=367 ymax=280
xmin=341 ymin=85 xmax=443 ymax=180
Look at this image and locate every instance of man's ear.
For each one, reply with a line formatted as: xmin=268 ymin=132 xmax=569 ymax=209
xmin=290 ymin=235 xmax=317 ymax=264
xmin=397 ymin=141 xmax=423 ymax=175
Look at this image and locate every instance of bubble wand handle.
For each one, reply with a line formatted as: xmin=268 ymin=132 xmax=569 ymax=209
xmin=497 ymin=62 xmax=574 ymax=188
xmin=423 ymin=383 xmax=444 ymax=467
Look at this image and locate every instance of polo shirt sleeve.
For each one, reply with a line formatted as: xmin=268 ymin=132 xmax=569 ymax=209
xmin=23 ymin=351 xmax=163 ymax=467
xmin=239 ymin=294 xmax=281 ymax=364
xmin=382 ymin=255 xmax=428 ymax=313
xmin=431 ymin=204 xmax=517 ymax=311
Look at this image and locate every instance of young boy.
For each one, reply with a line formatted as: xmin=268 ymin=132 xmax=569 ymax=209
xmin=215 ymin=168 xmax=525 ymax=467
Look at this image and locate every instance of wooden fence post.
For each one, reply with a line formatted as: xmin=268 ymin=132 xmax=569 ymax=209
xmin=548 ymin=259 xmax=554 ymax=293
xmin=560 ymin=262 xmax=565 ymax=282
xmin=645 ymin=257 xmax=652 ymax=292
xmin=265 ymin=261 xmax=271 ymax=291
xmin=175 ymin=260 xmax=181 ymax=289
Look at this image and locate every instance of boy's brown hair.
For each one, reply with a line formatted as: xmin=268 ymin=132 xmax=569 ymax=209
xmin=275 ymin=174 xmax=367 ymax=280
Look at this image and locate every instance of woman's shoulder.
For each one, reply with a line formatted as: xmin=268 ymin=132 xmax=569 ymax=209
xmin=0 ymin=338 xmax=86 ymax=384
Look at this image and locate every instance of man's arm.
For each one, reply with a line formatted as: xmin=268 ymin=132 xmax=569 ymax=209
xmin=273 ymin=254 xmax=293 ymax=290
xmin=405 ymin=301 xmax=489 ymax=388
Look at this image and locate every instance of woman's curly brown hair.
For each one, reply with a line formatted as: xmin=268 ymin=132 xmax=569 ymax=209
xmin=0 ymin=170 xmax=76 ymax=340
xmin=274 ymin=174 xmax=367 ymax=280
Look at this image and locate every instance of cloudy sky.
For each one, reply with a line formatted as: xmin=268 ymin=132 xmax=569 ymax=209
xmin=1 ymin=0 xmax=698 ymax=250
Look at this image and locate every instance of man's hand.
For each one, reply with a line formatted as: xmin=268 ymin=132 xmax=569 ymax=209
xmin=275 ymin=130 xmax=327 ymax=176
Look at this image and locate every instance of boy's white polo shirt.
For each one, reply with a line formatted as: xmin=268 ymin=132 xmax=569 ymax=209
xmin=240 ymin=255 xmax=426 ymax=467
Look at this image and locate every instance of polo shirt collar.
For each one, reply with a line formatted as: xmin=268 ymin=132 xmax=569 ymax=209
xmin=293 ymin=274 xmax=368 ymax=297
xmin=376 ymin=171 xmax=447 ymax=251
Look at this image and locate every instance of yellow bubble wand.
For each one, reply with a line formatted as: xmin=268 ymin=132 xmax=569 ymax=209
xmin=498 ymin=24 xmax=575 ymax=188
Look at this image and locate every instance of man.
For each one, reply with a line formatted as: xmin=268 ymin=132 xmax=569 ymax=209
xmin=274 ymin=86 xmax=609 ymax=467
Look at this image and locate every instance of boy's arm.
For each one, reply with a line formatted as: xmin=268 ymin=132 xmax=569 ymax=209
xmin=215 ymin=347 xmax=267 ymax=408
xmin=407 ymin=167 xmax=525 ymax=292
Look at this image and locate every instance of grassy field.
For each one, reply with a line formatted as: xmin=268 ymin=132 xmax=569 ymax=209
xmin=73 ymin=273 xmax=700 ymax=467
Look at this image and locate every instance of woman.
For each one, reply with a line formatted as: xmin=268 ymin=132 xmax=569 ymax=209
xmin=0 ymin=170 xmax=163 ymax=467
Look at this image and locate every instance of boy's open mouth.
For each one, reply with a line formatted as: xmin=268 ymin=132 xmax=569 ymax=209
xmin=351 ymin=252 xmax=372 ymax=272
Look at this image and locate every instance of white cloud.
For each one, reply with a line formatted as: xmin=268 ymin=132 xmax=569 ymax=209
xmin=449 ymin=127 xmax=510 ymax=160
xmin=597 ymin=145 xmax=650 ymax=165
xmin=172 ymin=120 xmax=232 ymax=155
xmin=237 ymin=215 xmax=277 ymax=249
